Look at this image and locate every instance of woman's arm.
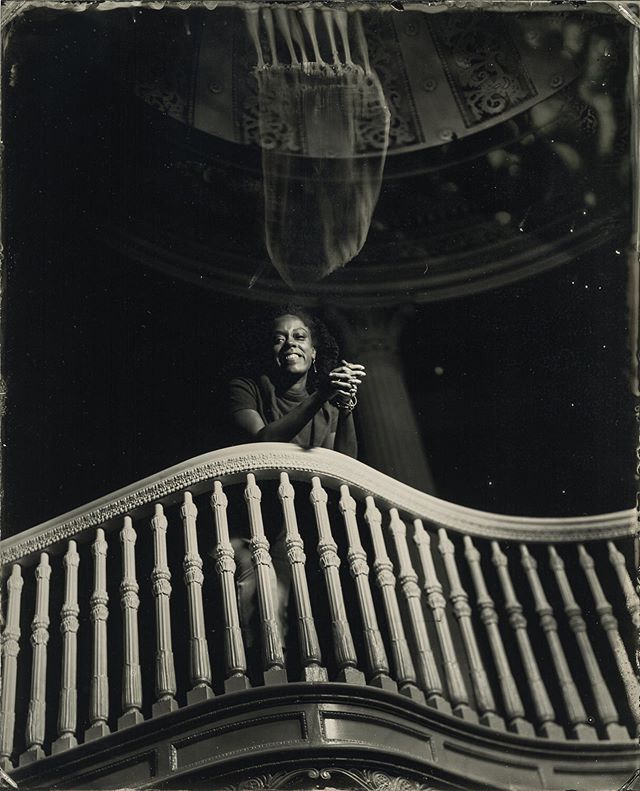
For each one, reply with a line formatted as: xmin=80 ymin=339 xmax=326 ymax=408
xmin=333 ymin=409 xmax=357 ymax=458
xmin=233 ymin=389 xmax=327 ymax=443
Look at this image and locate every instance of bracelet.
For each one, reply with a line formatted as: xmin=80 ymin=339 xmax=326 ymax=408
xmin=334 ymin=394 xmax=357 ymax=413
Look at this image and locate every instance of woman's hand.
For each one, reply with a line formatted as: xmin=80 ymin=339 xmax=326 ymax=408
xmin=324 ymin=360 xmax=366 ymax=405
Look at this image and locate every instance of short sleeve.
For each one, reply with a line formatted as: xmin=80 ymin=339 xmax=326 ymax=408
xmin=228 ymin=378 xmax=260 ymax=415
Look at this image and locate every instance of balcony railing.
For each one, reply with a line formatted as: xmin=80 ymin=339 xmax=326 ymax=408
xmin=1 ymin=444 xmax=638 ymax=790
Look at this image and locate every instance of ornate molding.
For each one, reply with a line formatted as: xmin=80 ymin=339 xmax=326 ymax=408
xmin=221 ymin=767 xmax=434 ymax=791
xmin=1 ymin=444 xmax=635 ymax=564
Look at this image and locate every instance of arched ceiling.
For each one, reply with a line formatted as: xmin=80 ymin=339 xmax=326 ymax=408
xmin=6 ymin=4 xmax=634 ymax=304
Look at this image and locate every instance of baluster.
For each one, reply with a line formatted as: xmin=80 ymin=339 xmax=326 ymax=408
xmin=150 ymin=505 xmax=177 ymax=716
xmin=211 ymin=482 xmax=250 ymax=692
xmin=310 ymin=476 xmax=364 ymax=684
xmin=464 ymin=537 xmax=532 ymax=735
xmin=118 ymin=517 xmax=143 ymax=728
xmin=244 ymin=474 xmax=287 ymax=685
xmin=181 ymin=492 xmax=214 ymax=703
xmin=579 ymin=544 xmax=640 ymax=735
xmin=491 ymin=541 xmax=562 ymax=738
xmin=53 ymin=541 xmax=80 ymax=753
xmin=438 ymin=529 xmax=503 ymax=729
xmin=549 ymin=546 xmax=628 ymax=739
xmin=409 ymin=518 xmax=461 ymax=714
xmin=279 ymin=474 xmax=327 ymax=682
xmin=364 ymin=498 xmax=423 ymax=701
xmin=0 ymin=565 xmax=23 ymax=770
xmin=339 ymin=487 xmax=394 ymax=691
xmin=520 ymin=545 xmax=595 ymax=740
xmin=20 ymin=553 xmax=51 ymax=765
xmin=607 ymin=541 xmax=640 ymax=631
xmin=86 ymin=529 xmax=110 ymax=741
xmin=408 ymin=520 xmax=462 ymax=721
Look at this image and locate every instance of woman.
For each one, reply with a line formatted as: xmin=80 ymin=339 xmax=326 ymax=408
xmin=227 ymin=307 xmax=366 ymax=663
xmin=229 ymin=308 xmax=364 ymax=457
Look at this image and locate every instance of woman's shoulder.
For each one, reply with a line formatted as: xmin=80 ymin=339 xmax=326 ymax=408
xmin=229 ymin=376 xmax=259 ymax=390
xmin=228 ymin=376 xmax=262 ymax=411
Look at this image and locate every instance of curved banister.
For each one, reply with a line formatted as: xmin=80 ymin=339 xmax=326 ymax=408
xmin=1 ymin=443 xmax=636 ymax=564
xmin=2 ymin=442 xmax=638 ymax=785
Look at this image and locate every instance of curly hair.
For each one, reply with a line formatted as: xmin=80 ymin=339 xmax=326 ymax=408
xmin=262 ymin=304 xmax=340 ymax=389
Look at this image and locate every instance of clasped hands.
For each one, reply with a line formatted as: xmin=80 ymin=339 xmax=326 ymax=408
xmin=322 ymin=360 xmax=366 ymax=409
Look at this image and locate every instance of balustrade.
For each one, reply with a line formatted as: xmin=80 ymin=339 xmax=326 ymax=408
xmin=0 ymin=444 xmax=637 ymax=775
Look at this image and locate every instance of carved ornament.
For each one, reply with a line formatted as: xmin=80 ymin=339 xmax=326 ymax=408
xmin=220 ymin=767 xmax=434 ymax=791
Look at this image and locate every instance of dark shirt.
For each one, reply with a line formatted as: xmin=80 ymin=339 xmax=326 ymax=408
xmin=229 ymin=375 xmax=339 ymax=449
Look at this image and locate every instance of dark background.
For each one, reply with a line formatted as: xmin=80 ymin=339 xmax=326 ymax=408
xmin=3 ymin=8 xmax=637 ymax=536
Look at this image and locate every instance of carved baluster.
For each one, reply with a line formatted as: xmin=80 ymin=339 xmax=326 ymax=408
xmin=20 ymin=553 xmax=51 ymax=765
xmin=520 ymin=545 xmax=595 ymax=740
xmin=118 ymin=517 xmax=143 ymax=728
xmin=150 ymin=505 xmax=177 ymax=716
xmin=310 ymin=476 xmax=364 ymax=684
xmin=364 ymin=498 xmax=422 ymax=701
xmin=439 ymin=529 xmax=503 ymax=729
xmin=549 ymin=546 xmax=628 ymax=739
xmin=339 ymin=487 xmax=393 ymax=690
xmin=491 ymin=541 xmax=562 ymax=738
xmin=53 ymin=541 xmax=80 ymax=753
xmin=86 ymin=529 xmax=110 ymax=741
xmin=181 ymin=492 xmax=214 ymax=703
xmin=579 ymin=544 xmax=640 ymax=735
xmin=408 ymin=517 xmax=460 ymax=714
xmin=607 ymin=541 xmax=640 ymax=632
xmin=279 ymin=474 xmax=327 ymax=682
xmin=408 ymin=509 xmax=462 ymax=721
xmin=244 ymin=474 xmax=287 ymax=685
xmin=0 ymin=565 xmax=24 ymax=770
xmin=211 ymin=482 xmax=250 ymax=692
xmin=463 ymin=537 xmax=532 ymax=736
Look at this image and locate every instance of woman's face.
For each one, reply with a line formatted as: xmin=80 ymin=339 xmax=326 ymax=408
xmin=271 ymin=314 xmax=316 ymax=377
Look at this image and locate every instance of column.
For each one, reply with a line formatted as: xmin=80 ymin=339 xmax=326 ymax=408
xmin=328 ymin=306 xmax=436 ymax=494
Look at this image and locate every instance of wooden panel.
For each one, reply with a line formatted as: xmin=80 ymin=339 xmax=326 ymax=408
xmin=174 ymin=713 xmax=307 ymax=769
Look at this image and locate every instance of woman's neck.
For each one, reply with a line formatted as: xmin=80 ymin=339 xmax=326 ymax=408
xmin=274 ymin=371 xmax=308 ymax=396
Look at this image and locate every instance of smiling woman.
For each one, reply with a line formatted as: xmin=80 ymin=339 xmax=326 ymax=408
xmin=227 ymin=306 xmax=366 ymax=656
xmin=229 ymin=306 xmax=364 ymax=458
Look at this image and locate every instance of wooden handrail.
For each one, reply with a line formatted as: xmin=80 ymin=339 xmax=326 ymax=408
xmin=2 ymin=444 xmax=635 ymax=565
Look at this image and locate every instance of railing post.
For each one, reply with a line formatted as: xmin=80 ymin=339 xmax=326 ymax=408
xmin=549 ymin=546 xmax=628 ymax=740
xmin=150 ymin=505 xmax=178 ymax=716
xmin=211 ymin=481 xmax=250 ymax=692
xmin=491 ymin=541 xmax=562 ymax=739
xmin=520 ymin=545 xmax=596 ymax=741
xmin=310 ymin=476 xmax=364 ymax=684
xmin=53 ymin=541 xmax=80 ymax=754
xmin=406 ymin=517 xmax=459 ymax=715
xmin=181 ymin=492 xmax=214 ymax=704
xmin=579 ymin=544 xmax=640 ymax=735
xmin=339 ymin=487 xmax=394 ymax=691
xmin=364 ymin=498 xmax=423 ymax=701
xmin=20 ymin=553 xmax=51 ymax=766
xmin=463 ymin=537 xmax=533 ymax=736
xmin=118 ymin=517 xmax=143 ymax=729
xmin=389 ymin=508 xmax=450 ymax=716
xmin=86 ymin=529 xmax=110 ymax=741
xmin=607 ymin=541 xmax=640 ymax=632
xmin=244 ymin=474 xmax=287 ymax=685
xmin=439 ymin=529 xmax=503 ymax=729
xmin=0 ymin=565 xmax=23 ymax=770
xmin=279 ymin=474 xmax=327 ymax=682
